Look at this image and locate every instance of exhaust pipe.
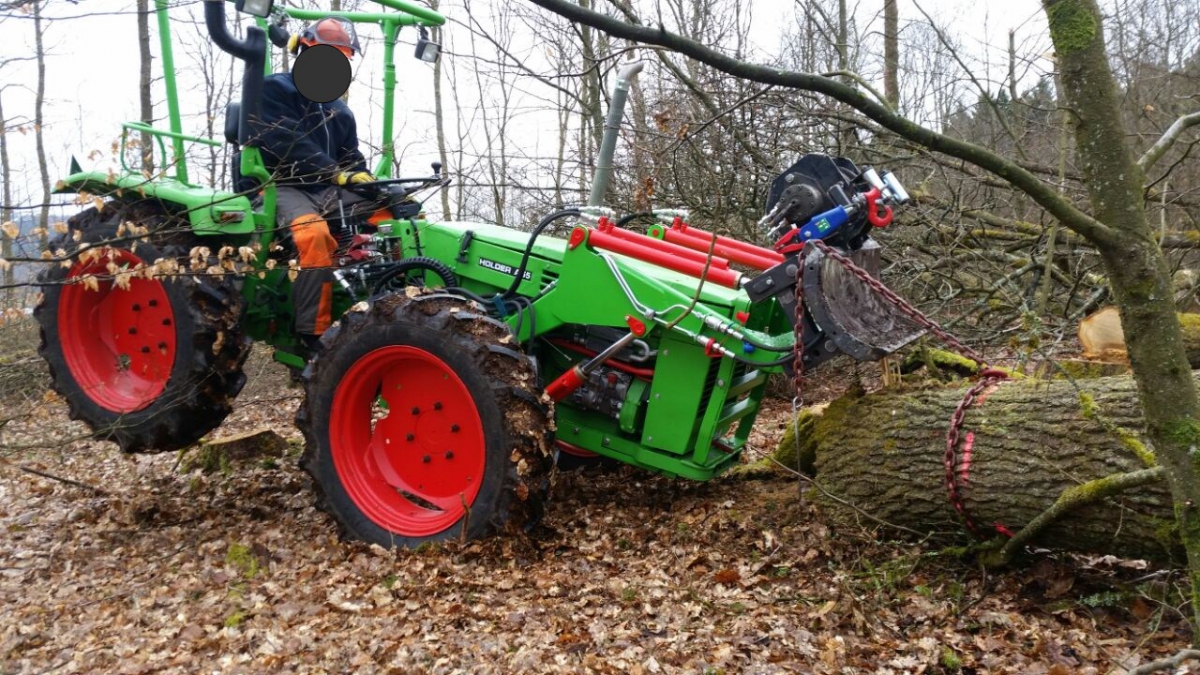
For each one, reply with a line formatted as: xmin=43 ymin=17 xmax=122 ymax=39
xmin=587 ymin=61 xmax=645 ymax=207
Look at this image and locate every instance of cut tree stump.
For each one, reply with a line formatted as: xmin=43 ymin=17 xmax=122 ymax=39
xmin=181 ymin=428 xmax=290 ymax=473
xmin=772 ymin=374 xmax=1184 ymax=565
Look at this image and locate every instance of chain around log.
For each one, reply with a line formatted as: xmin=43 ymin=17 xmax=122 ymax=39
xmin=808 ymin=239 xmax=1009 ymax=539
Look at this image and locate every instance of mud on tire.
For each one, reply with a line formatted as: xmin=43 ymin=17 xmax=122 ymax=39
xmin=33 ymin=203 xmax=251 ymax=452
xmin=297 ymin=292 xmax=554 ymax=548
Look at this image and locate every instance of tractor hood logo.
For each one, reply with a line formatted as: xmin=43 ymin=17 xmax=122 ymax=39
xmin=478 ymin=257 xmax=532 ymax=281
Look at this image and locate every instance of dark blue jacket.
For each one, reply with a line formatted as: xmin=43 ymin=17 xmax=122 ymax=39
xmin=254 ymin=73 xmax=368 ymax=191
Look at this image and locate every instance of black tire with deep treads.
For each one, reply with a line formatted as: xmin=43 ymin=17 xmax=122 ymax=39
xmin=33 ymin=203 xmax=252 ymax=453
xmin=297 ymin=292 xmax=554 ymax=548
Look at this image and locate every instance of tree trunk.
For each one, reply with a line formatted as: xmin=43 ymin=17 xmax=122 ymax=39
xmin=578 ymin=0 xmax=604 ymax=185
xmin=32 ymin=0 xmax=50 ymax=243
xmin=882 ymin=0 xmax=898 ymax=109
xmin=0 ymin=87 xmax=12 ymax=302
xmin=137 ymin=0 xmax=154 ymax=174
xmin=775 ymin=375 xmax=1182 ymax=565
xmin=430 ymin=0 xmax=451 ymax=220
xmin=835 ymin=0 xmax=855 ymax=151
xmin=1043 ymin=0 xmax=1200 ymax=628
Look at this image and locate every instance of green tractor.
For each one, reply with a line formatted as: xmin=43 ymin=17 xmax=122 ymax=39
xmin=36 ymin=0 xmax=922 ymax=547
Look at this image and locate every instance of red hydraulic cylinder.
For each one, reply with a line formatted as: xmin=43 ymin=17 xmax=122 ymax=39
xmin=661 ymin=227 xmax=784 ymax=271
xmin=584 ymin=226 xmax=743 ymax=289
xmin=671 ymin=218 xmax=783 ymax=259
xmin=596 ymin=221 xmax=731 ymax=269
xmin=545 ymin=366 xmax=587 ymax=402
xmin=663 ymin=219 xmax=785 ymax=271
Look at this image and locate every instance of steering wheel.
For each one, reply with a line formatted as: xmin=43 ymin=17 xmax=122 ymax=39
xmin=342 ymin=178 xmax=424 ymax=197
xmin=342 ymin=162 xmax=451 ymax=196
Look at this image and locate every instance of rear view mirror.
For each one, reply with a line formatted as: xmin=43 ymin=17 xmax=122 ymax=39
xmin=235 ymin=0 xmax=273 ymax=17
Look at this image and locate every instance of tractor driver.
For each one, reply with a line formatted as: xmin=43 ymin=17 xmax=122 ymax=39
xmin=255 ymin=16 xmax=376 ymax=344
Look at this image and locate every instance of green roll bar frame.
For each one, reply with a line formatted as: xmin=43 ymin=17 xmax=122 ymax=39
xmin=141 ymin=0 xmax=445 ymax=187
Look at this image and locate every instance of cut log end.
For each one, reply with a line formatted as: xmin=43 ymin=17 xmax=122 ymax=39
xmin=1079 ymin=307 xmax=1200 ymax=369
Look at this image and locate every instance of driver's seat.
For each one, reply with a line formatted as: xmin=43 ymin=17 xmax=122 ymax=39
xmin=224 ymin=102 xmax=260 ymax=195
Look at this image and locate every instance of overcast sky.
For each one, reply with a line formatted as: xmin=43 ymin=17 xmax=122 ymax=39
xmin=0 ymin=0 xmax=1051 ymax=214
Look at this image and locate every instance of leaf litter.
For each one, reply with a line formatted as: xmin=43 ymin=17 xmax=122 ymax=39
xmin=0 ymin=345 xmax=1194 ymax=674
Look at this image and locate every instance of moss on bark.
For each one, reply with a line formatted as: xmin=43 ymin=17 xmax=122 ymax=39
xmin=773 ymin=374 xmax=1188 ymax=565
xmin=1046 ymin=0 xmax=1098 ymax=54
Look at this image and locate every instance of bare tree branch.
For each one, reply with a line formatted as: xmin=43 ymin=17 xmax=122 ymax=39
xmin=525 ymin=0 xmax=1115 ymax=246
xmin=604 ymin=0 xmax=777 ymax=170
xmin=1138 ymin=110 xmax=1200 ymax=173
xmin=911 ymin=0 xmax=1027 ymax=160
xmin=820 ymin=69 xmax=892 ymax=111
xmin=1126 ymin=649 xmax=1200 ymax=675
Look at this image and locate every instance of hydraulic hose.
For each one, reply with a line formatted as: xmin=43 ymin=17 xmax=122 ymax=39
xmin=501 ymin=208 xmax=580 ymax=299
xmin=739 ymin=335 xmax=797 ymax=352
xmin=731 ymin=350 xmax=802 ymax=368
xmin=615 ymin=211 xmax=656 ymax=229
xmin=372 ymin=257 xmax=458 ymax=296
xmin=442 ymin=286 xmax=491 ymax=305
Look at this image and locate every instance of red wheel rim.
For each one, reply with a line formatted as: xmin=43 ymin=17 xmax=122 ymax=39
xmin=58 ymin=248 xmax=177 ymax=413
xmin=330 ymin=345 xmax=486 ymax=537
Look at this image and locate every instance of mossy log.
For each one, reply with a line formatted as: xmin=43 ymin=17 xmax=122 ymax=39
xmin=774 ymin=374 xmax=1185 ymax=565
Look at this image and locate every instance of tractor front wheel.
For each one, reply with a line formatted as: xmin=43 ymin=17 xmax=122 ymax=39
xmin=298 ymin=293 xmax=553 ymax=548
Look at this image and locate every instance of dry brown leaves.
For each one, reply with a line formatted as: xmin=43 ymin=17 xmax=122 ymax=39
xmin=0 ymin=348 xmax=1194 ymax=673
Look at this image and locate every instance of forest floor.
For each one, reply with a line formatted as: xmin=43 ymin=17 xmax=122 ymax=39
xmin=0 ymin=325 xmax=1196 ymax=674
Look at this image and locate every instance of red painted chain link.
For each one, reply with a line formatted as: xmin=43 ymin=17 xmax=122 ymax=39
xmin=944 ymin=376 xmax=999 ymax=537
xmin=803 ymin=239 xmax=1009 ymax=539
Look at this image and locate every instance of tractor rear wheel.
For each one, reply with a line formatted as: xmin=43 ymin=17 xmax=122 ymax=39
xmin=33 ymin=203 xmax=251 ymax=452
xmin=298 ymin=292 xmax=553 ymax=548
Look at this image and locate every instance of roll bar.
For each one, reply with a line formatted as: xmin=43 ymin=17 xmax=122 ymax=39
xmin=368 ymin=0 xmax=446 ymax=25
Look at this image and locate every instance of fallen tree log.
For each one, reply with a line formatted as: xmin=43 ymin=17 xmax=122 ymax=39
xmin=773 ymin=374 xmax=1184 ymax=565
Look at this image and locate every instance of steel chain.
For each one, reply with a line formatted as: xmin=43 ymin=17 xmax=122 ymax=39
xmin=805 ymin=238 xmax=1008 ymax=539
xmin=791 ymin=251 xmax=807 ymax=496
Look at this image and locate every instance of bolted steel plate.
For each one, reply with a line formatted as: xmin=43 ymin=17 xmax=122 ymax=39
xmin=802 ymin=238 xmax=925 ymax=361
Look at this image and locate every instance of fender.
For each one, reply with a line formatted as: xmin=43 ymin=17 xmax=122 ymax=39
xmin=54 ymin=170 xmax=256 ymax=236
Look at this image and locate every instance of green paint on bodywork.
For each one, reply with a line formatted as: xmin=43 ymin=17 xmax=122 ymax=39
xmin=54 ymin=171 xmax=255 ymax=236
xmin=1046 ymin=1 xmax=1098 ymax=55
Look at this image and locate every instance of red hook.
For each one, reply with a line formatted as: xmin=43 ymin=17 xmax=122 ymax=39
xmin=864 ymin=187 xmax=893 ymax=228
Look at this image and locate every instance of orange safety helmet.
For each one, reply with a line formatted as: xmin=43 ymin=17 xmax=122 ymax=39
xmin=288 ymin=17 xmax=361 ymax=59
